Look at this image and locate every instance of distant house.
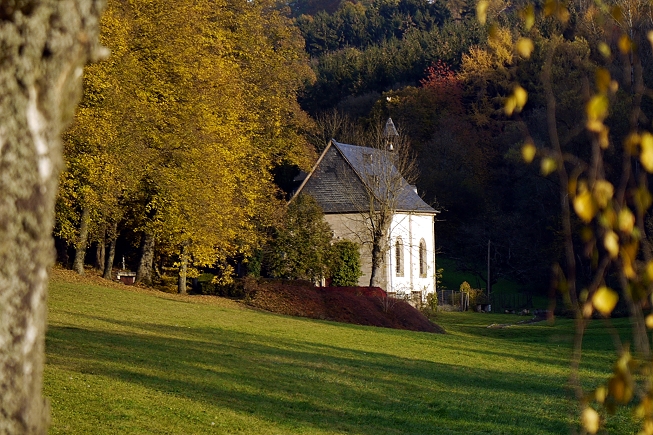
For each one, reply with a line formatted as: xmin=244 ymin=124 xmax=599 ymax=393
xmin=291 ymin=139 xmax=439 ymax=301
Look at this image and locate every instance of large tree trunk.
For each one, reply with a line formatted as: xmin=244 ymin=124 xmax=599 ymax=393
xmin=369 ymin=235 xmax=385 ymax=287
xmin=102 ymin=221 xmax=118 ymax=280
xmin=0 ymin=1 xmax=106 ymax=433
xmin=55 ymin=237 xmax=70 ymax=268
xmin=369 ymin=214 xmax=391 ymax=288
xmin=136 ymin=232 xmax=155 ymax=285
xmin=73 ymin=206 xmax=90 ymax=275
xmin=94 ymin=226 xmax=105 ymax=269
xmin=95 ymin=239 xmax=105 ymax=270
xmin=178 ymin=243 xmax=189 ymax=295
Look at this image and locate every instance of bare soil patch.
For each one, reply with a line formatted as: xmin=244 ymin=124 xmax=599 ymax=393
xmin=245 ymin=280 xmax=444 ymax=333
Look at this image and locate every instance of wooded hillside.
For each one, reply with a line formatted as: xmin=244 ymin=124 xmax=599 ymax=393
xmin=291 ymin=0 xmax=653 ymax=293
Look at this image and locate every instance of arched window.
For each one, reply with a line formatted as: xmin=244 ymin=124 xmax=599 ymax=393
xmin=419 ymin=239 xmax=427 ymax=278
xmin=395 ymin=238 xmax=404 ymax=277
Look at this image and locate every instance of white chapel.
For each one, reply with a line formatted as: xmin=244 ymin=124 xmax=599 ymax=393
xmin=291 ymin=137 xmax=439 ymax=301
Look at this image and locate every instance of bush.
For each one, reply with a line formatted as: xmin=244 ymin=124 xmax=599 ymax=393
xmin=194 ymin=274 xmax=246 ymax=298
xmin=329 ymin=240 xmax=362 ymax=286
xmin=460 ymin=281 xmax=487 ymax=309
xmin=246 ymin=250 xmax=263 ymax=278
xmin=264 ymin=194 xmax=333 ymax=282
xmin=156 ymin=275 xmax=178 ymax=294
xmin=421 ymin=292 xmax=438 ymax=317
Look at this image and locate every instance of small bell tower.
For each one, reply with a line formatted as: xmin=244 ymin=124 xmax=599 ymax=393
xmin=383 ymin=117 xmax=399 ymax=151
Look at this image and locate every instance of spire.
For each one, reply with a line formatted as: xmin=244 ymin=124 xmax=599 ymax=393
xmin=383 ymin=117 xmax=398 ymax=151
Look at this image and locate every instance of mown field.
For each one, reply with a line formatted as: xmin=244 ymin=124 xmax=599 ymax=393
xmin=45 ymin=272 xmax=638 ymax=434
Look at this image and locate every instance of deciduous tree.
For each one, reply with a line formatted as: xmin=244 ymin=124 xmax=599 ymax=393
xmin=343 ymin=124 xmax=421 ymax=288
xmin=478 ymin=0 xmax=653 ymax=432
xmin=59 ymin=0 xmax=315 ymax=292
xmin=0 ymin=0 xmax=106 ymax=432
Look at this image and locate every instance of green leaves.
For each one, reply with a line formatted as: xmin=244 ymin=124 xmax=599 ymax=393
xmin=265 ymin=194 xmax=333 ymax=282
xmin=329 ymin=240 xmax=362 ymax=287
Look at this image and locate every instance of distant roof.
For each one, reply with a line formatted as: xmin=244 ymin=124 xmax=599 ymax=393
xmin=292 ymin=139 xmax=437 ymax=214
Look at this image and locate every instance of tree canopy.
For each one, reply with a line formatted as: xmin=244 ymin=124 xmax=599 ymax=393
xmin=59 ymin=0 xmax=315 ymax=292
xmin=263 ymin=194 xmax=334 ymax=282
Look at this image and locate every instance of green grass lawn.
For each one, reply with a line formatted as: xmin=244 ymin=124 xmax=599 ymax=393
xmin=45 ymin=276 xmax=638 ymax=434
xmin=438 ymin=257 xmax=524 ymax=294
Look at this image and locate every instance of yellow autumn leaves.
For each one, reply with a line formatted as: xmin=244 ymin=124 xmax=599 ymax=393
xmin=571 ymin=176 xmax=642 ymax=290
xmin=582 ymin=407 xmax=600 ymax=434
xmin=521 ymin=142 xmax=536 ymax=163
xmin=515 ymin=38 xmax=534 ymax=58
xmin=586 ymin=94 xmax=609 ymax=135
xmin=476 ymin=1 xmax=653 ymax=435
xmin=572 ymin=181 xmax=614 ymax=225
xmin=592 ymin=286 xmax=618 ymax=316
xmin=504 ymin=85 xmax=528 ymax=116
xmin=60 ymin=0 xmax=314 ymax=284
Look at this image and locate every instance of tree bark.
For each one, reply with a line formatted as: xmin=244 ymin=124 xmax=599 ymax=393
xmin=136 ymin=232 xmax=155 ymax=285
xmin=0 ymin=1 xmax=106 ymax=433
xmin=94 ymin=226 xmax=105 ymax=269
xmin=73 ymin=206 xmax=90 ymax=275
xmin=178 ymin=243 xmax=189 ymax=295
xmin=55 ymin=237 xmax=70 ymax=268
xmin=369 ymin=237 xmax=385 ymax=287
xmin=369 ymin=213 xmax=391 ymax=288
xmin=102 ymin=221 xmax=118 ymax=280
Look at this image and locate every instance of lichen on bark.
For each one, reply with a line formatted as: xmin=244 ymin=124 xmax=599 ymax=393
xmin=0 ymin=0 xmax=105 ymax=433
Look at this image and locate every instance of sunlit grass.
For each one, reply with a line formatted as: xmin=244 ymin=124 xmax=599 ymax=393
xmin=45 ymin=276 xmax=637 ymax=434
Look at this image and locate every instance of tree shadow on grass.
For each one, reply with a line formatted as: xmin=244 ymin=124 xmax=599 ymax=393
xmin=47 ymin=317 xmax=579 ymax=435
xmin=438 ymin=317 xmax=628 ymax=375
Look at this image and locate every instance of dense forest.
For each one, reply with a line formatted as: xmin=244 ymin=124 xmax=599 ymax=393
xmin=56 ymin=0 xmax=653 ymax=296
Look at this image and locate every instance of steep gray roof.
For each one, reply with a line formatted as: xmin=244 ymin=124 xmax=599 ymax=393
xmin=293 ymin=139 xmax=437 ymax=214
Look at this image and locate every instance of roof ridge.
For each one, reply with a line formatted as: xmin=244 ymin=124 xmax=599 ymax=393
xmin=289 ymin=140 xmax=334 ymax=204
xmin=293 ymin=139 xmax=438 ymax=214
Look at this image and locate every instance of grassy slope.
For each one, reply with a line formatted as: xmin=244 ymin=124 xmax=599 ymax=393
xmin=46 ymin=274 xmax=637 ymax=434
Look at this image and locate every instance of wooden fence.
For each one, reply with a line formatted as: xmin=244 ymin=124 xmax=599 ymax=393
xmin=489 ymin=293 xmax=533 ymax=313
xmin=438 ymin=290 xmax=533 ymax=312
xmin=437 ymin=290 xmax=470 ymax=311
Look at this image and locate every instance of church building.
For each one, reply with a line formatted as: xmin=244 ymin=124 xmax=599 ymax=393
xmin=291 ymin=137 xmax=439 ymax=301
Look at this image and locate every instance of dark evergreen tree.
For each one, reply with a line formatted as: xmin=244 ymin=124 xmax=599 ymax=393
xmin=264 ymin=194 xmax=334 ymax=282
xmin=329 ymin=240 xmax=363 ymax=286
